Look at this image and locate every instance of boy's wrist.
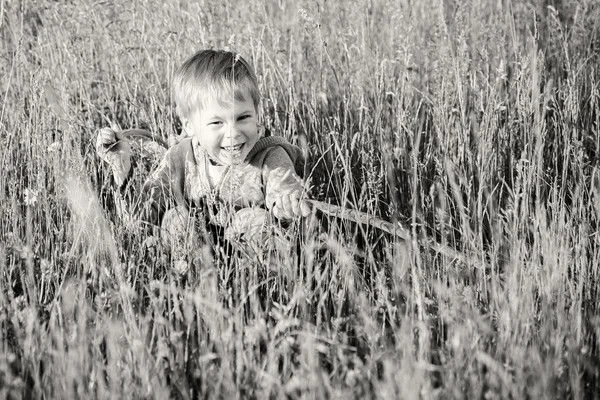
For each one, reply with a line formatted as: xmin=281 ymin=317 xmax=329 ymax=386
xmin=118 ymin=155 xmax=136 ymax=190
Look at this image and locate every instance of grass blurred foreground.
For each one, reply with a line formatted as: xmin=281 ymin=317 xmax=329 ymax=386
xmin=1 ymin=0 xmax=600 ymax=398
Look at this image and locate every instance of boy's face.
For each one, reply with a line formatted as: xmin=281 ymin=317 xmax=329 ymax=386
xmin=184 ymin=91 xmax=259 ymax=166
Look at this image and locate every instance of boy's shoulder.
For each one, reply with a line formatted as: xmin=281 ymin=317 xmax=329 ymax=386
xmin=164 ymin=137 xmax=194 ymax=162
xmin=248 ymin=136 xmax=302 ymax=161
xmin=158 ymin=134 xmax=304 ymax=173
xmin=149 ymin=137 xmax=194 ymax=176
xmin=248 ymin=135 xmax=305 ymax=176
xmin=171 ymin=136 xmax=194 ymax=153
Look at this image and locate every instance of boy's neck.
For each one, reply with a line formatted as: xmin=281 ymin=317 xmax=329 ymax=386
xmin=206 ymin=161 xmax=228 ymax=189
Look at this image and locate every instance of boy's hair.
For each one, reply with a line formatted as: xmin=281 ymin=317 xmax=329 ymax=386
xmin=173 ymin=49 xmax=260 ymax=119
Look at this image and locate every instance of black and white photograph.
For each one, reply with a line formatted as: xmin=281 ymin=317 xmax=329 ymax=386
xmin=1 ymin=0 xmax=599 ymax=398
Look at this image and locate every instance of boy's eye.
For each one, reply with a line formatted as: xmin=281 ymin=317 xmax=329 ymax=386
xmin=208 ymin=121 xmax=223 ymax=126
xmin=238 ymin=115 xmax=250 ymax=121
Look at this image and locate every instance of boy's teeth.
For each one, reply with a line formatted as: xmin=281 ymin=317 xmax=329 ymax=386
xmin=223 ymin=144 xmax=243 ymax=151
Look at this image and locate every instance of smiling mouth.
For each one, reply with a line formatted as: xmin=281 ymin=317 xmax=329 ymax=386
xmin=221 ymin=143 xmax=244 ymax=152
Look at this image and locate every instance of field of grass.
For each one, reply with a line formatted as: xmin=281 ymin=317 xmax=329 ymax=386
xmin=1 ymin=0 xmax=600 ymax=398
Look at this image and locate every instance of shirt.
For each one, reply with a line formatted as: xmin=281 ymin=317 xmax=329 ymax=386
xmin=134 ymin=135 xmax=306 ymax=227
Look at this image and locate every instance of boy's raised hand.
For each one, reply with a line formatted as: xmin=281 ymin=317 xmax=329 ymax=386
xmin=272 ymin=190 xmax=311 ymax=221
xmin=95 ymin=124 xmax=132 ymax=186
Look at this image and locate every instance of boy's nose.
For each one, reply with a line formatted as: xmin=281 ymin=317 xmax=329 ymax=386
xmin=224 ymin=125 xmax=242 ymax=141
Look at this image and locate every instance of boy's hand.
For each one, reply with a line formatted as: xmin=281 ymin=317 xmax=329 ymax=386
xmin=272 ymin=190 xmax=311 ymax=221
xmin=95 ymin=124 xmax=132 ymax=186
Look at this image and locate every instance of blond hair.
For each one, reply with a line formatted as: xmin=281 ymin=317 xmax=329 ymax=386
xmin=173 ymin=49 xmax=260 ymax=119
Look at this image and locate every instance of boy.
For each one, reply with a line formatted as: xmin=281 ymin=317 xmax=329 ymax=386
xmin=96 ymin=49 xmax=311 ymax=264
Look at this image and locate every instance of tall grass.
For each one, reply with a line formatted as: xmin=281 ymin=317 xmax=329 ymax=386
xmin=1 ymin=0 xmax=599 ymax=398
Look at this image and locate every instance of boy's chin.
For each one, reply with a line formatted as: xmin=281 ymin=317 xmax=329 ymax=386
xmin=215 ymin=153 xmax=248 ymax=166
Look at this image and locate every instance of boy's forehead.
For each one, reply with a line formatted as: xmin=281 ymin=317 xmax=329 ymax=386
xmin=204 ymin=87 xmax=251 ymax=106
xmin=209 ymin=95 xmax=247 ymax=108
xmin=210 ymin=93 xmax=241 ymax=107
xmin=195 ymin=91 xmax=253 ymax=116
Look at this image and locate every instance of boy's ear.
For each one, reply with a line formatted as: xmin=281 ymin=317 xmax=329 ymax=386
xmin=181 ymin=118 xmax=193 ymax=137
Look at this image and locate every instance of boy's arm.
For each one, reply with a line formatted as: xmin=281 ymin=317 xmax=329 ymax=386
xmin=133 ymin=149 xmax=185 ymax=227
xmin=262 ymin=146 xmax=310 ymax=220
xmin=96 ymin=125 xmax=189 ymax=227
xmin=96 ymin=126 xmax=132 ymax=186
xmin=96 ymin=126 xmax=141 ymax=223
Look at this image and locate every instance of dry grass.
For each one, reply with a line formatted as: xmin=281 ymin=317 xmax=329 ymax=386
xmin=1 ymin=0 xmax=599 ymax=398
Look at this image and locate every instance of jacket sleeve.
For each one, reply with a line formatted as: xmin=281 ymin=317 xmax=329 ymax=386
xmin=98 ymin=150 xmax=142 ymax=223
xmin=261 ymin=146 xmax=306 ymax=211
xmin=133 ymin=147 xmax=186 ymax=226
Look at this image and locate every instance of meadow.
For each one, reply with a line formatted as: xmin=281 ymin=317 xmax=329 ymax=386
xmin=1 ymin=0 xmax=599 ymax=398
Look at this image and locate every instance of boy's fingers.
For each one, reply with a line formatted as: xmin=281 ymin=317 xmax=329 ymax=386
xmin=272 ymin=191 xmax=312 ymax=220
xmin=272 ymin=204 xmax=283 ymax=220
xmin=96 ymin=138 xmax=108 ymax=158
xmin=110 ymin=123 xmax=122 ymax=133
xmin=272 ymin=197 xmax=291 ymax=220
xmin=97 ymin=128 xmax=116 ymax=148
xmin=299 ymin=200 xmax=311 ymax=217
xmin=291 ymin=191 xmax=311 ymax=217
xmin=114 ymin=129 xmax=126 ymax=141
xmin=291 ymin=197 xmax=300 ymax=216
xmin=100 ymin=127 xmax=116 ymax=137
xmin=280 ymin=195 xmax=293 ymax=218
xmin=99 ymin=134 xmax=116 ymax=147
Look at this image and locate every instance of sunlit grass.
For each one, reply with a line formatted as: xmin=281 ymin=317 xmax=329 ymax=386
xmin=1 ymin=0 xmax=599 ymax=398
